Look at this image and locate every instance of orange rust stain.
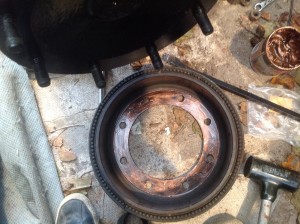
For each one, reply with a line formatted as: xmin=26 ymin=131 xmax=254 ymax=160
xmin=282 ymin=155 xmax=300 ymax=172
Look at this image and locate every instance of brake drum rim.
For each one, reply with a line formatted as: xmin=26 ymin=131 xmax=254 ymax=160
xmin=90 ymin=68 xmax=243 ymax=219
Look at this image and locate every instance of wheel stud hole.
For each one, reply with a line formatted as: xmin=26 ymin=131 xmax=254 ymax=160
xmin=183 ymin=182 xmax=189 ymax=190
xmin=206 ymin=154 xmax=214 ymax=163
xmin=177 ymin=95 xmax=185 ymax=102
xmin=119 ymin=122 xmax=127 ymax=129
xmin=120 ymin=157 xmax=128 ymax=165
xmin=204 ymin=118 xmax=211 ymax=125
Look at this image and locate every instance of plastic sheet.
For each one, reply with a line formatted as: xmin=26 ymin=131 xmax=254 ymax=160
xmin=248 ymin=85 xmax=300 ymax=147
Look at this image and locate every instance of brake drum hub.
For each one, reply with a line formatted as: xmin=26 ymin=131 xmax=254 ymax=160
xmin=114 ymin=89 xmax=220 ymax=196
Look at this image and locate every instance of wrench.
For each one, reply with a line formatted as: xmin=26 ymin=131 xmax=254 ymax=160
xmin=254 ymin=0 xmax=276 ymax=11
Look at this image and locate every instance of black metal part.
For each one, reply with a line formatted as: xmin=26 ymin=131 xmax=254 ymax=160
xmin=12 ymin=0 xmax=50 ymax=87
xmin=192 ymin=0 xmax=214 ymax=35
xmin=244 ymin=156 xmax=300 ymax=202
xmin=32 ymin=57 xmax=50 ymax=87
xmin=1 ymin=14 xmax=23 ymax=54
xmin=146 ymin=44 xmax=163 ymax=70
xmin=0 ymin=0 xmax=217 ymax=74
xmin=91 ymin=63 xmax=106 ymax=89
xmin=162 ymin=53 xmax=300 ymax=122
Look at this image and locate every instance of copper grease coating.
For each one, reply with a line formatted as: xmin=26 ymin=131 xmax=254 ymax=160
xmin=267 ymin=28 xmax=300 ymax=68
xmin=113 ymin=89 xmax=220 ymax=196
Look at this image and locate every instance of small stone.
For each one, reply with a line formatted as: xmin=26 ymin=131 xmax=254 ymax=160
xmin=58 ymin=148 xmax=77 ymax=162
xmin=256 ymin=25 xmax=265 ymax=38
xmin=177 ymin=44 xmax=192 ymax=57
xmin=130 ymin=61 xmax=143 ymax=71
xmin=261 ymin=12 xmax=271 ymax=21
xmin=238 ymin=102 xmax=247 ymax=113
xmin=53 ymin=137 xmax=63 ymax=147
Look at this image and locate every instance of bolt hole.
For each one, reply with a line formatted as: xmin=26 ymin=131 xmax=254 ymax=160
xmin=204 ymin=118 xmax=211 ymax=125
xmin=183 ymin=182 xmax=189 ymax=190
xmin=177 ymin=95 xmax=185 ymax=102
xmin=120 ymin=157 xmax=128 ymax=165
xmin=119 ymin=122 xmax=127 ymax=129
xmin=206 ymin=154 xmax=214 ymax=163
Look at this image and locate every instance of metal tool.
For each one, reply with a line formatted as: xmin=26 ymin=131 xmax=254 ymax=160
xmin=254 ymin=0 xmax=276 ymax=11
xmin=244 ymin=156 xmax=300 ymax=224
xmin=162 ymin=53 xmax=300 ymax=122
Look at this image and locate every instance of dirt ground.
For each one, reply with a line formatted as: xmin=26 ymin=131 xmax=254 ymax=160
xmin=32 ymin=0 xmax=300 ymax=223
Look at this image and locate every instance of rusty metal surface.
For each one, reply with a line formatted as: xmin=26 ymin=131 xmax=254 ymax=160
xmin=113 ymin=89 xmax=220 ymax=196
xmin=250 ymin=26 xmax=300 ymax=76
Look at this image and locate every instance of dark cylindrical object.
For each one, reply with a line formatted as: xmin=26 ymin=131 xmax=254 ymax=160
xmin=1 ymin=14 xmax=24 ymax=54
xmin=91 ymin=63 xmax=106 ymax=89
xmin=192 ymin=1 xmax=214 ymax=36
xmin=32 ymin=57 xmax=50 ymax=87
xmin=244 ymin=156 xmax=300 ymax=201
xmin=146 ymin=44 xmax=163 ymax=70
xmin=11 ymin=0 xmax=50 ymax=87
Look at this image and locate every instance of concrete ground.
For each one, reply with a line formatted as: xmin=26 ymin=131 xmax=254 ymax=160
xmin=31 ymin=0 xmax=300 ymax=223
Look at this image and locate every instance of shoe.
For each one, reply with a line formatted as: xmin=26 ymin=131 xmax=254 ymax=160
xmin=117 ymin=213 xmax=149 ymax=224
xmin=55 ymin=193 xmax=98 ymax=224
